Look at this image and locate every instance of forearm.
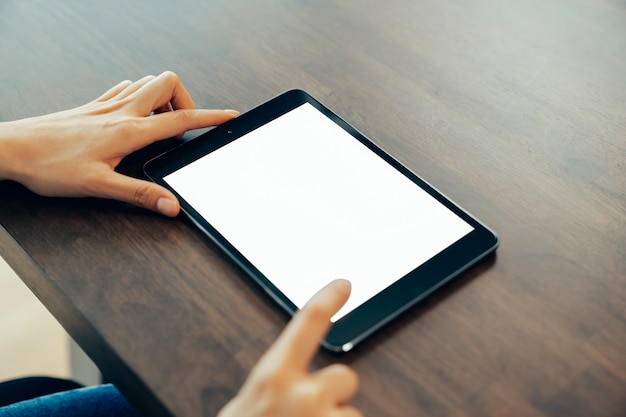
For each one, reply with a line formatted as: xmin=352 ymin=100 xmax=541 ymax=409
xmin=0 ymin=115 xmax=53 ymax=188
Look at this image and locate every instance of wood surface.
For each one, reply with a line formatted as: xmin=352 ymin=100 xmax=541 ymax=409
xmin=1 ymin=1 xmax=625 ymax=416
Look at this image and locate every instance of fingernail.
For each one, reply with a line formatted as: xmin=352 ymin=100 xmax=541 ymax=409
xmin=224 ymin=109 xmax=240 ymax=116
xmin=157 ymin=197 xmax=178 ymax=216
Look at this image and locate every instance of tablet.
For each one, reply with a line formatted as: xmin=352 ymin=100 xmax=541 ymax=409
xmin=144 ymin=90 xmax=499 ymax=352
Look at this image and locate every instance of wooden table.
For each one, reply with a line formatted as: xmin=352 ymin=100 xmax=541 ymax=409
xmin=1 ymin=1 xmax=624 ymax=416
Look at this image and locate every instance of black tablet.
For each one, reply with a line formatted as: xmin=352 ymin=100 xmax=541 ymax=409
xmin=144 ymin=90 xmax=498 ymax=352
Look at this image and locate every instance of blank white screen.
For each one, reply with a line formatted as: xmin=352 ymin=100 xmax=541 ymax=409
xmin=165 ymin=103 xmax=473 ymax=321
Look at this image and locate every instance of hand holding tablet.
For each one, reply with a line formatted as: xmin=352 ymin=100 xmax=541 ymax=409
xmin=145 ymin=90 xmax=499 ymax=352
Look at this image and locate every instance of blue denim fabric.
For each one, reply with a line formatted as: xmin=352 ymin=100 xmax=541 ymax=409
xmin=0 ymin=384 xmax=139 ymax=417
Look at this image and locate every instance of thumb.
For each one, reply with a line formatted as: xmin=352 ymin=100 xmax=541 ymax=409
xmin=92 ymin=171 xmax=180 ymax=216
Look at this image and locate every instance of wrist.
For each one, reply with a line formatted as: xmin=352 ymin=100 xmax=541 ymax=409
xmin=0 ymin=119 xmax=33 ymax=183
xmin=0 ymin=121 xmax=19 ymax=180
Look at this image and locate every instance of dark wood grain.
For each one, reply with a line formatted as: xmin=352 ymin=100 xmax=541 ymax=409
xmin=1 ymin=1 xmax=625 ymax=416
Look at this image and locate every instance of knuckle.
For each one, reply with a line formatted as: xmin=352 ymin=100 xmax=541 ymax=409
xmin=340 ymin=365 xmax=359 ymax=387
xmin=160 ymin=70 xmax=180 ymax=84
xmin=294 ymin=382 xmax=326 ymax=406
xmin=111 ymin=80 xmax=133 ymax=91
xmin=328 ymin=363 xmax=354 ymax=376
xmin=139 ymin=75 xmax=156 ymax=83
xmin=172 ymin=109 xmax=192 ymax=124
xmin=132 ymin=182 xmax=155 ymax=207
xmin=322 ymin=363 xmax=359 ymax=390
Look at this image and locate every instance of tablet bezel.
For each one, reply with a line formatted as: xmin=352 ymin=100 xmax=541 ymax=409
xmin=144 ymin=89 xmax=499 ymax=352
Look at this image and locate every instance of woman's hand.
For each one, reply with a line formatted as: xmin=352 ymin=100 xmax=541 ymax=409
xmin=0 ymin=71 xmax=238 ymax=216
xmin=218 ymin=279 xmax=362 ymax=417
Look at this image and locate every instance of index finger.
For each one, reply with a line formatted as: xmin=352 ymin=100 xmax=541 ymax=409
xmin=261 ymin=279 xmax=352 ymax=370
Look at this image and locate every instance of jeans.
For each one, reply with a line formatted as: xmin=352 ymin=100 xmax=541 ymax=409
xmin=0 ymin=384 xmax=139 ymax=417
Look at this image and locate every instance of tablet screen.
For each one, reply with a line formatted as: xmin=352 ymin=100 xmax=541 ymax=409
xmin=163 ymin=102 xmax=474 ymax=322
